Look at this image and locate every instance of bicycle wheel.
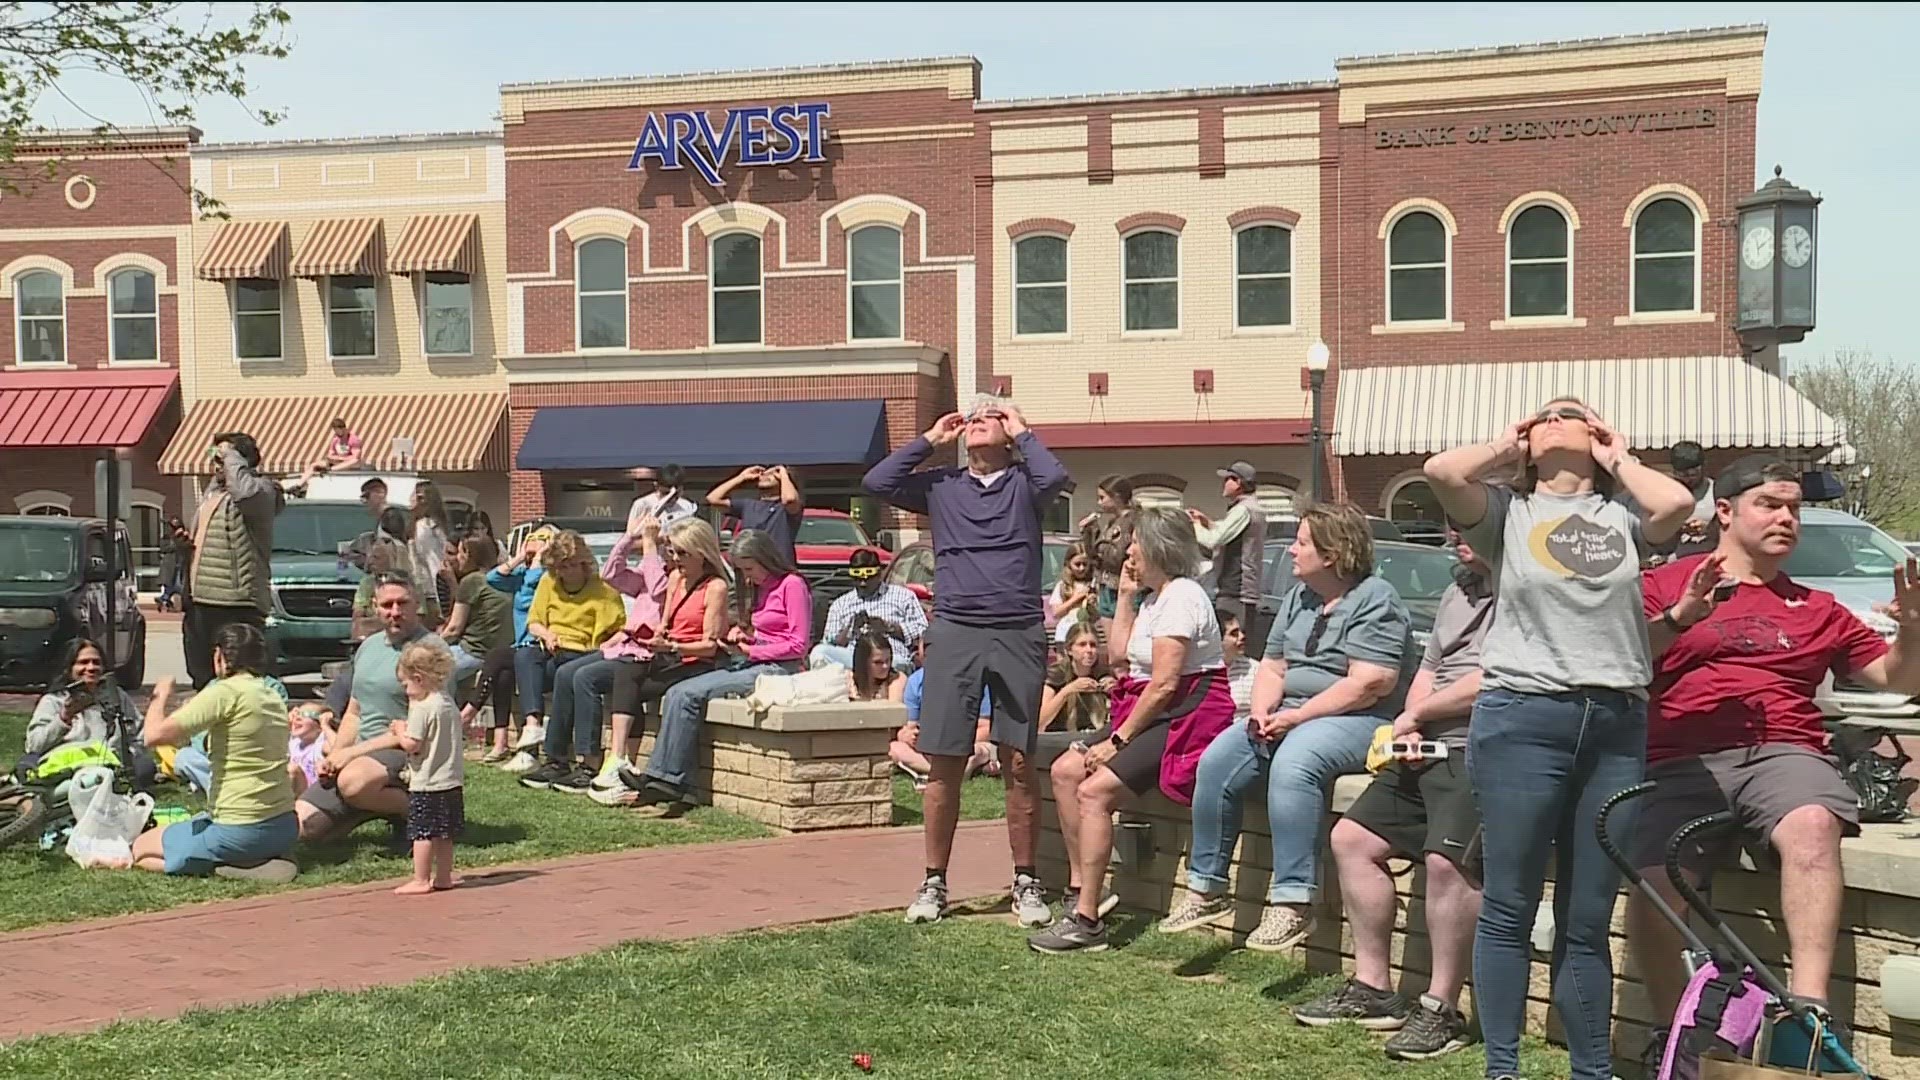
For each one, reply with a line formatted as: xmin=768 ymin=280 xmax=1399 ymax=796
xmin=0 ymin=790 xmax=50 ymax=851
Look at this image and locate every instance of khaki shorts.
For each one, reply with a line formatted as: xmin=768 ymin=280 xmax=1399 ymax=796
xmin=1631 ymin=743 xmax=1859 ymax=874
xmin=296 ymin=747 xmax=408 ymax=833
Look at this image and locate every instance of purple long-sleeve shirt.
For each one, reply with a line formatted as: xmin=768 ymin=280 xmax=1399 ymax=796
xmin=863 ymin=431 xmax=1072 ymax=626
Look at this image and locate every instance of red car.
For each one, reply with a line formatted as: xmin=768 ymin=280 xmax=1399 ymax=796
xmin=722 ymin=508 xmax=891 ymax=641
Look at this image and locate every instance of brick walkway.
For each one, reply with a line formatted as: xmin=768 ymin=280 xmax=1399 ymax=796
xmin=0 ymin=820 xmax=1012 ymax=1042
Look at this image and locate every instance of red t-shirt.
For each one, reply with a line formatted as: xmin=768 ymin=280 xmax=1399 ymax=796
xmin=1643 ymin=554 xmax=1888 ymax=762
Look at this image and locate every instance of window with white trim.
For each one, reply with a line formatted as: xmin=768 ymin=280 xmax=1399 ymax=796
xmin=1122 ymin=230 xmax=1178 ymax=331
xmin=22 ymin=504 xmax=69 ymax=517
xmin=575 ymin=237 xmax=627 ymax=350
xmin=326 ymin=274 xmax=377 ymax=359
xmin=1234 ymin=225 xmax=1292 ymax=328
xmin=1132 ymin=484 xmax=1185 ymax=510
xmin=1387 ymin=478 xmax=1443 ymax=525
xmin=849 ymin=226 xmax=902 ymax=340
xmin=14 ymin=271 xmax=64 ymax=364
xmin=1507 ymin=205 xmax=1570 ymax=318
xmin=422 ymin=272 xmax=472 ymax=356
xmin=108 ymin=269 xmax=159 ymax=362
xmin=711 ymin=232 xmax=762 ymax=345
xmin=1387 ymin=211 xmax=1448 ymax=323
xmin=1013 ymin=235 xmax=1068 ymax=336
xmin=233 ymin=278 xmax=282 ymax=360
xmin=1633 ymin=197 xmax=1698 ymax=313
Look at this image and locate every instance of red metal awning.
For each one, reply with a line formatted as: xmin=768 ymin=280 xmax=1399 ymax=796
xmin=0 ymin=369 xmax=178 ymax=448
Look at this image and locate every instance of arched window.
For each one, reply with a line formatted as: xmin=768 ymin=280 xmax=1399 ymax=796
xmin=575 ymin=237 xmax=628 ymax=350
xmin=108 ymin=268 xmax=159 ymax=362
xmin=848 ymin=225 xmax=902 ymax=340
xmin=1122 ymin=230 xmax=1178 ymax=331
xmin=1234 ymin=225 xmax=1293 ymax=328
xmin=1633 ymin=197 xmax=1698 ymax=314
xmin=15 ymin=270 xmax=65 ymax=365
xmin=1387 ymin=211 xmax=1448 ymax=323
xmin=1507 ymin=205 xmax=1570 ymax=318
xmin=710 ymin=232 xmax=762 ymax=345
xmin=1132 ymin=484 xmax=1185 ymax=510
xmin=1013 ymin=234 xmax=1068 ymax=336
xmin=23 ymin=504 xmax=69 ymax=516
xmin=1387 ymin=477 xmax=1443 ymax=525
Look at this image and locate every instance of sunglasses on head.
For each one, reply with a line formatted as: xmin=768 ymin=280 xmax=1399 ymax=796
xmin=1534 ymin=406 xmax=1589 ymax=424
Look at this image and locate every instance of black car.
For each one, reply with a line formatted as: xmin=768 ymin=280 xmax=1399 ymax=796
xmin=0 ymin=516 xmax=145 ymax=689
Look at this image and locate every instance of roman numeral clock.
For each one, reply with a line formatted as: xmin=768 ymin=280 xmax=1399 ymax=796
xmin=1735 ymin=165 xmax=1821 ymax=350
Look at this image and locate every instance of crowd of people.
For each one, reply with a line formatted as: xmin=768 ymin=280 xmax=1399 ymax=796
xmin=14 ymin=393 xmax=1920 ymax=1076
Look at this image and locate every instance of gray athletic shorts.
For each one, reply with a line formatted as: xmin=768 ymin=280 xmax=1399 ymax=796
xmin=297 ymin=747 xmax=408 ymax=831
xmin=1630 ymin=743 xmax=1859 ymax=874
xmin=919 ymin=616 xmax=1047 ymax=758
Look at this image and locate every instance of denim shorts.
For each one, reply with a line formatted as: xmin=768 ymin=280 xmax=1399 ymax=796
xmin=160 ymin=811 xmax=298 ymax=876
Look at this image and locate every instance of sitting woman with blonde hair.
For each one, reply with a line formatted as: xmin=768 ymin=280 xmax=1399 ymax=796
xmin=510 ymin=530 xmax=626 ymax=791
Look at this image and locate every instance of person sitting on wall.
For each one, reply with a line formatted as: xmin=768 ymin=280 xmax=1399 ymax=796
xmin=507 ymin=530 xmax=626 ymax=784
xmin=706 ymin=464 xmax=805 ymax=566
xmin=1038 ymin=620 xmax=1111 ymax=734
xmin=627 ymin=463 xmax=698 ymax=530
xmin=477 ymin=526 xmax=551 ymax=768
xmin=437 ymin=535 xmax=513 ymax=689
xmin=809 ymin=548 xmax=925 ymax=673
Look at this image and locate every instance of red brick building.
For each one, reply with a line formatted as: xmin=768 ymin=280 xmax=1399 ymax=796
xmin=0 ymin=127 xmax=197 ymax=585
xmin=499 ymin=60 xmax=982 ymax=529
xmin=1324 ymin=26 xmax=1838 ymax=522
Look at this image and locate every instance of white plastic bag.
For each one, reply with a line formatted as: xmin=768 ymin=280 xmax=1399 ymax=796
xmin=65 ymin=787 xmax=154 ymax=870
xmin=745 ymin=664 xmax=852 ymax=712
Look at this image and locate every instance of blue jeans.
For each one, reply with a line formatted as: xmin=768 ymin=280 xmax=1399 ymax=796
xmin=1468 ymin=687 xmax=1647 ymax=1080
xmin=160 ymin=811 xmax=298 ymax=875
xmin=513 ymin=644 xmax=589 ymax=720
xmin=1186 ymin=713 xmax=1377 ymax=904
xmin=544 ymin=653 xmax=625 ymax=762
xmin=449 ymin=643 xmax=485 ymax=685
xmin=642 ymin=664 xmax=783 ymax=789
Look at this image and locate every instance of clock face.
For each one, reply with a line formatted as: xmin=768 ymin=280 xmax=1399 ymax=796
xmin=1742 ymin=225 xmax=1775 ymax=271
xmin=1782 ymin=224 xmax=1813 ymax=268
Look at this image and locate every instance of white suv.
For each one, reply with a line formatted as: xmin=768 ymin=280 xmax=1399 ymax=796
xmin=1787 ymin=507 xmax=1917 ymax=720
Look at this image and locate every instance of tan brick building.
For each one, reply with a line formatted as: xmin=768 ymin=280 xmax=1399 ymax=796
xmin=0 ymin=127 xmax=197 ymax=585
xmin=499 ymin=59 xmax=979 ymax=528
xmin=160 ymin=132 xmax=510 ymax=523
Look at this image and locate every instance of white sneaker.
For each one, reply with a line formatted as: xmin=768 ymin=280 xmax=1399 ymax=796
xmin=500 ymin=750 xmax=538 ymax=775
xmin=513 ymin=722 xmax=544 ymax=751
xmin=589 ymin=784 xmax=637 ymax=807
xmin=905 ymin=876 xmax=948 ymax=924
xmin=591 ymin=756 xmax=631 ymax=791
xmin=1012 ymin=873 xmax=1052 ymax=928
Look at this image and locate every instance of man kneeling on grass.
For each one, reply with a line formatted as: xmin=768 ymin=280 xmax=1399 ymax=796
xmin=1293 ymin=529 xmax=1492 ymax=1061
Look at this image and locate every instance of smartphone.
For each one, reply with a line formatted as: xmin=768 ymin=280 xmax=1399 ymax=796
xmin=1387 ymin=740 xmax=1448 ymax=760
xmin=1713 ymin=581 xmax=1738 ymax=602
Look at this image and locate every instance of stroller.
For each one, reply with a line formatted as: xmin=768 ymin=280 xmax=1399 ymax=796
xmin=1597 ymin=783 xmax=1872 ymax=1080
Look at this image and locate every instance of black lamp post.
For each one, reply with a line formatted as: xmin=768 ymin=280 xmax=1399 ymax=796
xmin=1735 ymin=165 xmax=1821 ymax=351
xmin=1306 ymin=340 xmax=1330 ymax=505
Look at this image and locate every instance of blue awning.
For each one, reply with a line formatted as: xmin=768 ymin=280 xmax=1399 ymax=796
xmin=515 ymin=399 xmax=892 ymax=470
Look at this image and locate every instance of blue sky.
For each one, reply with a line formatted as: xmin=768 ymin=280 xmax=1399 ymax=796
xmin=32 ymin=2 xmax=1913 ymax=365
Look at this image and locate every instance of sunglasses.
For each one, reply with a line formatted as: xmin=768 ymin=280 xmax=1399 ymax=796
xmin=848 ymin=565 xmax=882 ymax=580
xmin=1533 ymin=407 xmax=1589 ymax=424
xmin=1303 ymin=610 xmax=1331 ymax=656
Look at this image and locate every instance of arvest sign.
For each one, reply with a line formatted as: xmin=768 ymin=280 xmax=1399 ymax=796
xmin=626 ymin=102 xmax=831 ymax=186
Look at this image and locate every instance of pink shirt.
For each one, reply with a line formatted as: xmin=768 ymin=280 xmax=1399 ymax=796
xmin=329 ymin=432 xmax=362 ymax=459
xmin=744 ymin=572 xmax=811 ymax=663
xmin=598 ymin=532 xmax=670 ymax=662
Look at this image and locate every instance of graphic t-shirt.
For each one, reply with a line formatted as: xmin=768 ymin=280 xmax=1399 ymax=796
xmin=1125 ymin=577 xmax=1225 ymax=675
xmin=1265 ymin=575 xmax=1414 ymax=718
xmin=1462 ymin=484 xmax=1650 ymax=695
xmin=1642 ymin=555 xmax=1888 ymax=762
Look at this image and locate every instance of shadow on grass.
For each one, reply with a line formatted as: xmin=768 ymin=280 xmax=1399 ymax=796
xmin=1256 ymin=969 xmax=1318 ymax=1003
xmin=1167 ymin=939 xmax=1239 ymax=977
xmin=295 ymin=820 xmax=533 ymax=870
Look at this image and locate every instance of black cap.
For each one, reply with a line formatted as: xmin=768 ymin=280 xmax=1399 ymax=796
xmin=1670 ymin=441 xmax=1706 ymax=472
xmin=849 ymin=547 xmax=884 ymax=570
xmin=1714 ymin=454 xmax=1788 ymax=501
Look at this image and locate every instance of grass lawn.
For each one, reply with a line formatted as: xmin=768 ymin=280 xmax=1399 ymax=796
xmin=889 ymin=772 xmax=1009 ymax=825
xmin=0 ymin=912 xmax=1568 ymax=1079
xmin=0 ymin=712 xmax=768 ymax=933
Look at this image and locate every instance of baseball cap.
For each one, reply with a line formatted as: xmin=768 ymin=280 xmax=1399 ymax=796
xmin=1670 ymin=441 xmax=1706 ymax=472
xmin=1714 ymin=454 xmax=1790 ymax=501
xmin=1216 ymin=461 xmax=1257 ymax=484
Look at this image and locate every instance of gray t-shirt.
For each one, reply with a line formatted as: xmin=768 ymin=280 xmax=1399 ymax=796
xmin=1462 ymin=484 xmax=1651 ymax=696
xmin=1265 ymin=575 xmax=1414 ymax=719
xmin=405 ymin=691 xmax=465 ymax=793
xmin=1420 ymin=577 xmax=1494 ymax=748
xmin=349 ymin=626 xmax=445 ymax=743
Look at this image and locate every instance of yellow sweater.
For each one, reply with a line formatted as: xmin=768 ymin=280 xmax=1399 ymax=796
xmin=527 ymin=574 xmax=626 ymax=653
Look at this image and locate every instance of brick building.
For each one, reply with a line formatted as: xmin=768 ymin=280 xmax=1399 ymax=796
xmin=1324 ymin=26 xmax=1838 ymax=521
xmin=159 ymin=132 xmax=511 ymax=523
xmin=499 ymin=59 xmax=980 ymax=528
xmin=0 ymin=127 xmax=196 ymax=586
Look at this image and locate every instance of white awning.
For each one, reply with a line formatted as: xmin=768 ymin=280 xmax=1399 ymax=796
xmin=1332 ymin=356 xmax=1843 ymax=456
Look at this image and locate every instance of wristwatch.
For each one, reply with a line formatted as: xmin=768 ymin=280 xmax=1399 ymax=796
xmin=1659 ymin=605 xmax=1689 ymax=631
xmin=1108 ymin=731 xmax=1128 ymax=750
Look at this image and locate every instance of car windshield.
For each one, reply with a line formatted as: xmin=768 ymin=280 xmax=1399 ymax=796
xmin=275 ymin=503 xmax=382 ymax=556
xmin=796 ymin=516 xmax=869 ymax=546
xmin=1783 ymin=522 xmax=1911 ymax=580
xmin=1373 ymin=544 xmax=1461 ymax=600
xmin=1042 ymin=540 xmax=1068 ymax=592
xmin=0 ymin=526 xmax=76 ymax=582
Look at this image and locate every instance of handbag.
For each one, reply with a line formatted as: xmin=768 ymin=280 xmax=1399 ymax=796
xmin=1830 ymin=726 xmax=1916 ymax=823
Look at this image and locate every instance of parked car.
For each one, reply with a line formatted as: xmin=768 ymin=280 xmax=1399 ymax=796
xmin=885 ymin=533 xmax=1073 ymax=611
xmin=1258 ymin=538 xmax=1459 ymax=648
xmin=265 ymin=473 xmax=418 ymax=677
xmin=0 ymin=515 xmax=145 ymax=689
xmin=721 ymin=508 xmax=892 ymax=644
xmin=1392 ymin=519 xmax=1451 ymax=547
xmin=1786 ymin=508 xmax=1919 ymax=722
xmin=1267 ymin=515 xmax=1404 ymax=545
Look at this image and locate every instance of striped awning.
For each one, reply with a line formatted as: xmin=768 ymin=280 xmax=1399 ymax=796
xmin=388 ymin=213 xmax=480 ymax=275
xmin=197 ymin=220 xmax=291 ymax=280
xmin=1332 ymin=356 xmax=1843 ymax=456
xmin=159 ymin=392 xmax=507 ymax=475
xmin=289 ymin=217 xmax=385 ymax=278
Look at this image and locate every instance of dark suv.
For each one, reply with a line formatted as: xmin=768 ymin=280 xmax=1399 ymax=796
xmin=0 ymin=516 xmax=145 ymax=689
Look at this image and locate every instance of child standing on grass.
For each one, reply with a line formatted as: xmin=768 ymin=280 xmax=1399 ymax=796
xmin=390 ymin=640 xmax=464 ymax=896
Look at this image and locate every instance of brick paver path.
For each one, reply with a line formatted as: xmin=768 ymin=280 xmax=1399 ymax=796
xmin=0 ymin=820 xmax=1011 ymax=1041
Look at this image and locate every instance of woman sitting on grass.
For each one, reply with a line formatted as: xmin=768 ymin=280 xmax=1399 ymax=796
xmin=849 ymin=628 xmax=908 ymax=703
xmin=132 ymin=623 xmax=298 ymax=883
xmin=22 ymin=637 xmax=142 ymax=770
